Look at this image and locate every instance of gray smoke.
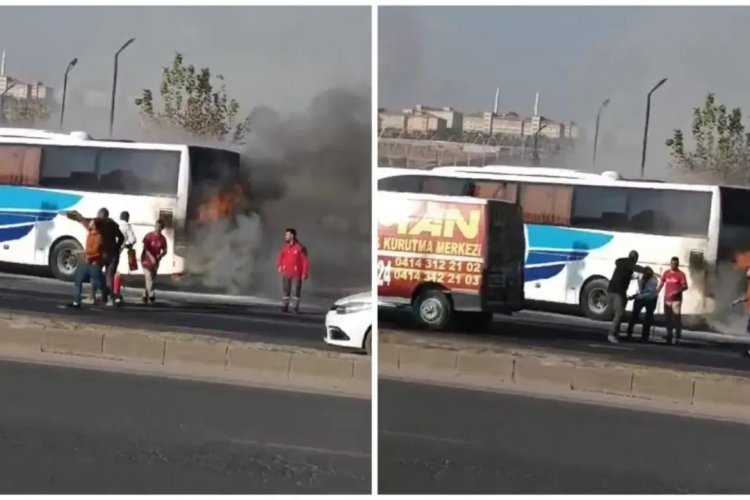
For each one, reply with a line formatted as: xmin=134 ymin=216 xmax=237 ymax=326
xmin=181 ymin=87 xmax=371 ymax=298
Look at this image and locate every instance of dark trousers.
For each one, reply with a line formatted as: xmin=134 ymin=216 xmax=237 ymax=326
xmin=627 ymin=298 xmax=657 ymax=340
xmin=608 ymin=292 xmax=626 ymax=336
xmin=282 ymin=276 xmax=302 ymax=311
xmin=664 ymin=301 xmax=683 ymax=340
xmin=74 ymin=262 xmax=104 ymax=304
xmin=103 ymin=253 xmax=119 ymax=300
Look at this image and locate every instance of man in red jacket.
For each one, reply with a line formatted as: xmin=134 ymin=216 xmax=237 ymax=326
xmin=277 ymin=228 xmax=309 ymax=313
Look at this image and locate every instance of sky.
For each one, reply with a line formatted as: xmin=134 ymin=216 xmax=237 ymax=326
xmin=379 ymin=6 xmax=750 ymax=178
xmin=0 ymin=6 xmax=370 ymax=137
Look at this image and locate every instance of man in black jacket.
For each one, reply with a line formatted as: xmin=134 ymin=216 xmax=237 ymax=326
xmin=607 ymin=250 xmax=645 ymax=343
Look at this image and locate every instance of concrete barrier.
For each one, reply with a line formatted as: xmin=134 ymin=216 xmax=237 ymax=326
xmin=380 ymin=328 xmax=750 ymax=415
xmin=0 ymin=313 xmax=371 ymax=397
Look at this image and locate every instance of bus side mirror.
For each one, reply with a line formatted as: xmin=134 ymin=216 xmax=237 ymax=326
xmin=689 ymin=250 xmax=705 ymax=270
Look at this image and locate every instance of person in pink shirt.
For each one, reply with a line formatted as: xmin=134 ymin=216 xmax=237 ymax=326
xmin=657 ymin=256 xmax=688 ymax=344
xmin=141 ymin=220 xmax=168 ymax=305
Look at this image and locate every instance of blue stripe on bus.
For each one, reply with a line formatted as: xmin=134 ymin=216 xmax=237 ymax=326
xmin=0 ymin=186 xmax=82 ymax=243
xmin=524 ymin=225 xmax=614 ymax=282
xmin=526 ymin=250 xmax=589 ymax=266
xmin=0 ymin=186 xmax=81 ymax=212
xmin=526 ymin=224 xmax=613 ymax=251
xmin=0 ymin=224 xmax=33 ymax=243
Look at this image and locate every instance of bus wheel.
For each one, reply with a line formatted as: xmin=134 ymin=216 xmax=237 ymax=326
xmin=581 ymin=278 xmax=612 ymax=321
xmin=413 ymin=289 xmax=452 ymax=331
xmin=49 ymin=239 xmax=82 ymax=282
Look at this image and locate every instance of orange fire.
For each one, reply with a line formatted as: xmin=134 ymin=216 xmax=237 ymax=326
xmin=198 ymin=185 xmax=245 ymax=222
xmin=736 ymin=251 xmax=750 ymax=271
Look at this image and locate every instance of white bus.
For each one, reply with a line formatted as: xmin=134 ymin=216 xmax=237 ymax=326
xmin=0 ymin=128 xmax=242 ymax=281
xmin=378 ymin=165 xmax=750 ymax=326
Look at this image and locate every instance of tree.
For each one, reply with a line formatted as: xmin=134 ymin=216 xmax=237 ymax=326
xmin=0 ymin=97 xmax=50 ymax=126
xmin=666 ymin=93 xmax=750 ymax=183
xmin=135 ymin=53 xmax=243 ymax=142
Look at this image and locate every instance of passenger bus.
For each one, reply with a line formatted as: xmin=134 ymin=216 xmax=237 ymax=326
xmin=378 ymin=165 xmax=750 ymax=326
xmin=0 ymin=128 xmax=242 ymax=281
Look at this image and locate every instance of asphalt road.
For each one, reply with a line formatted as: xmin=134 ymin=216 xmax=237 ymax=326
xmin=379 ymin=379 xmax=750 ymax=494
xmin=380 ymin=309 xmax=750 ymax=374
xmin=0 ymin=272 xmax=334 ymax=350
xmin=0 ymin=360 xmax=370 ymax=493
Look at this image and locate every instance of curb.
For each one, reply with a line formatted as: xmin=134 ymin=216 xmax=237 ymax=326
xmin=379 ymin=329 xmax=750 ymax=413
xmin=0 ymin=313 xmax=371 ymax=396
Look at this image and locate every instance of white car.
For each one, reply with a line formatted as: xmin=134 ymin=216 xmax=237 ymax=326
xmin=324 ymin=292 xmax=372 ymax=355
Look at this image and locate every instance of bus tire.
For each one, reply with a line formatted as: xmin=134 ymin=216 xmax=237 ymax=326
xmin=413 ymin=289 xmax=452 ymax=331
xmin=49 ymin=239 xmax=83 ymax=282
xmin=581 ymin=278 xmax=612 ymax=321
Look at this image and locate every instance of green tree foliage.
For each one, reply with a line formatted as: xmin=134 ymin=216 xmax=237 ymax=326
xmin=666 ymin=93 xmax=750 ymax=183
xmin=135 ymin=53 xmax=243 ymax=142
xmin=0 ymin=97 xmax=50 ymax=126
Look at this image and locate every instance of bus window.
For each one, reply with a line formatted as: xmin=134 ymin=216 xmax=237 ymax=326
xmin=40 ymin=146 xmax=99 ymax=191
xmin=378 ymin=175 xmax=422 ymax=193
xmin=0 ymin=145 xmax=41 ymax=186
xmin=98 ymin=148 xmax=180 ymax=196
xmin=628 ymin=189 xmax=710 ymax=237
xmin=572 ymin=186 xmax=628 ymax=230
xmin=471 ymin=181 xmax=518 ymax=202
xmin=520 ymin=184 xmax=572 ymax=225
xmin=421 ymin=176 xmax=470 ymax=196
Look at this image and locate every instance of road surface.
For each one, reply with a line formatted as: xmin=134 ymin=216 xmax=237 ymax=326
xmin=0 ymin=360 xmax=370 ymax=493
xmin=379 ymin=379 xmax=750 ymax=494
xmin=380 ymin=309 xmax=750 ymax=374
xmin=0 ymin=272 xmax=338 ymax=350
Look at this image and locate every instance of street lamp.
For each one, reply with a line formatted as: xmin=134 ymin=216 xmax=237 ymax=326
xmin=640 ymin=77 xmax=668 ymax=178
xmin=592 ymin=98 xmax=610 ymax=166
xmin=109 ymin=37 xmax=135 ymax=137
xmin=60 ymin=57 xmax=78 ymax=128
xmin=0 ymin=82 xmax=17 ymax=125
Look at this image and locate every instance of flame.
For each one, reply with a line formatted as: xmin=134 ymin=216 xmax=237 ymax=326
xmin=736 ymin=251 xmax=750 ymax=271
xmin=198 ymin=184 xmax=245 ymax=222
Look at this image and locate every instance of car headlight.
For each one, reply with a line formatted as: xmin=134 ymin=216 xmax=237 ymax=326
xmin=335 ymin=302 xmax=371 ymax=315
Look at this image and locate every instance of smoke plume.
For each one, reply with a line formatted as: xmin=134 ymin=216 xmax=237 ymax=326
xmin=183 ymin=87 xmax=372 ymax=299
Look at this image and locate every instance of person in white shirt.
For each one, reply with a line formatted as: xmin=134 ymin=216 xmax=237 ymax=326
xmin=115 ymin=211 xmax=137 ymax=304
xmin=626 ymin=266 xmax=658 ymax=342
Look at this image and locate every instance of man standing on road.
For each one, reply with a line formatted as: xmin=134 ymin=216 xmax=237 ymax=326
xmin=277 ymin=228 xmax=309 ymax=314
xmin=658 ymin=256 xmax=689 ymax=345
xmin=626 ymin=266 xmax=658 ymax=342
xmin=66 ymin=208 xmax=123 ymax=305
xmin=607 ymin=250 xmax=646 ymax=344
xmin=114 ymin=211 xmax=137 ymax=304
xmin=98 ymin=208 xmax=124 ymax=306
xmin=65 ymin=218 xmax=105 ymax=309
xmin=141 ymin=220 xmax=168 ymax=305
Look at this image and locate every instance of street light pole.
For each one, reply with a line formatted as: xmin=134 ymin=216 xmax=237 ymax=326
xmin=592 ymin=98 xmax=610 ymax=166
xmin=109 ymin=37 xmax=135 ymax=137
xmin=60 ymin=57 xmax=78 ymax=128
xmin=640 ymin=77 xmax=668 ymax=178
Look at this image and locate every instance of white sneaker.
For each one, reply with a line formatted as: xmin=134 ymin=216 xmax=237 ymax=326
xmin=607 ymin=335 xmax=620 ymax=344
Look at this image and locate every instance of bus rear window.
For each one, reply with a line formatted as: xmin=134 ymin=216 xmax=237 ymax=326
xmin=720 ymin=187 xmax=750 ymax=227
xmin=188 ymin=146 xmax=240 ymax=184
